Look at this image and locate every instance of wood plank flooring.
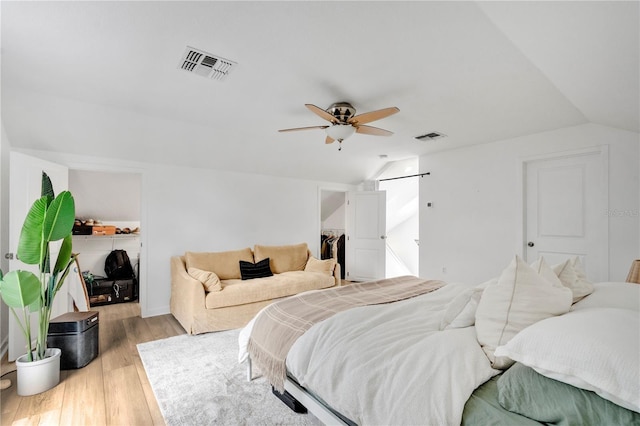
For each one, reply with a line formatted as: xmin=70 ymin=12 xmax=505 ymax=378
xmin=1 ymin=302 xmax=186 ymax=425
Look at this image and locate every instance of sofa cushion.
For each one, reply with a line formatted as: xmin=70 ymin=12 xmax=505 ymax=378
xmin=304 ymin=256 xmax=336 ymax=275
xmin=206 ymin=271 xmax=334 ymax=309
xmin=185 ymin=248 xmax=254 ymax=280
xmin=187 ymin=267 xmax=222 ymax=292
xmin=240 ymin=258 xmax=273 ymax=280
xmin=254 ymin=243 xmax=308 ymax=274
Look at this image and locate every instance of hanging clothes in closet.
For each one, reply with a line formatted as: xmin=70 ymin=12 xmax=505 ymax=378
xmin=321 ymin=230 xmax=346 ymax=280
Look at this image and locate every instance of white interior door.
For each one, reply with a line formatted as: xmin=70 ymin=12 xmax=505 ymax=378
xmin=524 ymin=149 xmax=608 ymax=281
xmin=346 ymin=191 xmax=386 ymax=281
xmin=8 ymin=152 xmax=70 ymax=360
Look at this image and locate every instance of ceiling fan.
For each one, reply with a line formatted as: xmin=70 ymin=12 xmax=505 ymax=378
xmin=278 ymin=102 xmax=400 ymax=150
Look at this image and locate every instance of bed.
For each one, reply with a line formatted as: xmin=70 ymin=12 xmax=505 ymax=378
xmin=238 ymin=256 xmax=640 ymax=425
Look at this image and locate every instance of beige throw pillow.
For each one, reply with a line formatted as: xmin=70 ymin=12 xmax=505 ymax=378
xmin=475 ymin=255 xmax=572 ymax=369
xmin=304 ymin=256 xmax=336 ymax=275
xmin=553 ymin=257 xmax=594 ymax=303
xmin=187 ymin=267 xmax=222 ymax=292
xmin=254 ymin=243 xmax=308 ymax=274
xmin=185 ymin=248 xmax=254 ymax=280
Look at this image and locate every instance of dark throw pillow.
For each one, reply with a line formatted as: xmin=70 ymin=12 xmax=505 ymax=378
xmin=239 ymin=258 xmax=273 ymax=280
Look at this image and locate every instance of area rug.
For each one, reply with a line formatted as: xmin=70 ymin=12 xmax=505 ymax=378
xmin=137 ymin=329 xmax=318 ymax=425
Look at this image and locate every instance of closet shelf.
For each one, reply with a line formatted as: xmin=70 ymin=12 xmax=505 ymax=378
xmin=72 ymin=234 xmax=140 ymax=241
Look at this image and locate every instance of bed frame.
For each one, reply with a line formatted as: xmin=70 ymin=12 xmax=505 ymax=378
xmin=246 ymin=356 xmax=350 ymax=425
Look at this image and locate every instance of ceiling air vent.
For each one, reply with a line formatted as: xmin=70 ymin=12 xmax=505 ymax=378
xmin=415 ymin=132 xmax=446 ymax=141
xmin=179 ymin=46 xmax=237 ymax=81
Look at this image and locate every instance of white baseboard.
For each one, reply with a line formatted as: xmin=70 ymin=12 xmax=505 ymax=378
xmin=141 ymin=305 xmax=170 ymax=318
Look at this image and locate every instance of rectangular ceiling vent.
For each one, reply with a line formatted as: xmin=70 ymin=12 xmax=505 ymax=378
xmin=415 ymin=132 xmax=446 ymax=141
xmin=179 ymin=46 xmax=237 ymax=81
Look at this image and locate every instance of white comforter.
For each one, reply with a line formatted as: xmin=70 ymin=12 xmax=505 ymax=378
xmin=282 ymin=283 xmax=499 ymax=425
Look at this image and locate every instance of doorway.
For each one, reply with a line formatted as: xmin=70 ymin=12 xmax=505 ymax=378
xmin=377 ymin=158 xmax=420 ymax=277
xmin=320 ymin=189 xmax=346 ymax=280
xmin=69 ymin=170 xmax=142 ymax=306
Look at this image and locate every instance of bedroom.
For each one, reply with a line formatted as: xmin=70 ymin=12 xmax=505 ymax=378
xmin=1 ymin=1 xmax=639 ymax=424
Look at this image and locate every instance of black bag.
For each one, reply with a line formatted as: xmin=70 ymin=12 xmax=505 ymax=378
xmin=104 ymin=250 xmax=135 ymax=280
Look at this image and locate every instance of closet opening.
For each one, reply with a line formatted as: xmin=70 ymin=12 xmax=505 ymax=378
xmin=69 ymin=170 xmax=142 ymax=311
xmin=319 ymin=189 xmax=346 ymax=281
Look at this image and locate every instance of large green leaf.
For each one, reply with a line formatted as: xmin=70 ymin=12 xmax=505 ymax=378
xmin=54 ymin=234 xmax=73 ymax=274
xmin=17 ymin=196 xmax=49 ymax=265
xmin=43 ymin=191 xmax=75 ymax=242
xmin=0 ymin=270 xmax=40 ymax=308
xmin=41 ymin=172 xmax=54 ymax=199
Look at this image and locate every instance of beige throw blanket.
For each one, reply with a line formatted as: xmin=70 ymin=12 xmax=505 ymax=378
xmin=247 ymin=275 xmax=445 ymax=391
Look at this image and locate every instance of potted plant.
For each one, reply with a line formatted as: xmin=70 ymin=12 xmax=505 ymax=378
xmin=0 ymin=172 xmax=75 ymax=395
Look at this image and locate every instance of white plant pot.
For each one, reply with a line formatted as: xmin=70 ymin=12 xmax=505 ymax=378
xmin=16 ymin=348 xmax=62 ymax=396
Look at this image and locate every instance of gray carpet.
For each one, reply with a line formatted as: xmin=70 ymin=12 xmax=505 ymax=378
xmin=137 ymin=329 xmax=318 ymax=426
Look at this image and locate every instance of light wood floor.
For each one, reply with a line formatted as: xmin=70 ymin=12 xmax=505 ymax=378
xmin=1 ymin=302 xmax=186 ymax=425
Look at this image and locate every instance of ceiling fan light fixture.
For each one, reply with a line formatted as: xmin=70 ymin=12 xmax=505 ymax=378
xmin=326 ymin=124 xmax=356 ymax=141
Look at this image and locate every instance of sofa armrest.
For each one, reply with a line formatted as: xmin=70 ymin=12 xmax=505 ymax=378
xmin=307 ymin=249 xmax=341 ymax=286
xmin=170 ymin=256 xmax=206 ymax=334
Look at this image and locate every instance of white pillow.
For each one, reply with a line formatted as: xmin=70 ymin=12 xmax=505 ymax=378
xmin=572 ymin=282 xmax=640 ymax=312
xmin=439 ymin=287 xmax=483 ymax=330
xmin=495 ymin=308 xmax=640 ymax=413
xmin=475 ymin=255 xmax=573 ymax=369
xmin=553 ymin=257 xmax=594 ymax=303
xmin=530 ymin=257 xmax=563 ymax=287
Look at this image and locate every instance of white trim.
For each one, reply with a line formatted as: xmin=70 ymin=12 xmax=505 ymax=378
xmin=141 ymin=305 xmax=170 ymax=318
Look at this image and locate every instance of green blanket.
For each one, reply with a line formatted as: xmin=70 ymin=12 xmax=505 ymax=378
xmin=498 ymin=363 xmax=640 ymax=426
xmin=463 ymin=363 xmax=640 ymax=425
xmin=462 ymin=374 xmax=540 ymax=426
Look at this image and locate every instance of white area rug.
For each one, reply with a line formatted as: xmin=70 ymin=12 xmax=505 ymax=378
xmin=137 ymin=329 xmax=317 ymax=425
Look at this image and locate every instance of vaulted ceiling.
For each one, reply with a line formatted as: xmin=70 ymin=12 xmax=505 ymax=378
xmin=2 ymin=1 xmax=638 ymax=184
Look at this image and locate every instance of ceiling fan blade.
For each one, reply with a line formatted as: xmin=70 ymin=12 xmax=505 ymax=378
xmin=349 ymin=107 xmax=399 ymax=125
xmin=278 ymin=125 xmax=329 ymax=133
xmin=306 ymin=104 xmax=341 ymax=123
xmin=355 ymin=125 xmax=394 ymax=136
xmin=325 ymin=136 xmax=335 ymax=144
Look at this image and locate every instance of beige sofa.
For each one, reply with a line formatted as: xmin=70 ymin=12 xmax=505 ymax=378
xmin=170 ymin=242 xmax=340 ymax=334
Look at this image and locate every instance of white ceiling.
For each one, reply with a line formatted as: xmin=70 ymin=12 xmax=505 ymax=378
xmin=2 ymin=1 xmax=638 ymax=184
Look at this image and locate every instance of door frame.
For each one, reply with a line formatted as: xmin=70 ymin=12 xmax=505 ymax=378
xmin=517 ymin=146 xmax=609 ymax=277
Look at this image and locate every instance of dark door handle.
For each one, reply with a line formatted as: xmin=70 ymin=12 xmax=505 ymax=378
xmin=527 ymin=242 xmax=535 ymax=247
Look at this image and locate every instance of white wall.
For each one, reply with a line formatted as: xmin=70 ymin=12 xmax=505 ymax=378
xmin=419 ymin=123 xmax=639 ymax=285
xmin=0 ymin=123 xmax=11 ymax=356
xmin=386 ymin=214 xmax=419 ymax=276
xmin=322 ymin=200 xmax=345 ymax=230
xmin=9 ymin=149 xmax=353 ymax=317
xmin=143 ymin=164 xmax=353 ymax=316
xmin=69 ymin=169 xmax=141 ymax=221
xmin=73 ymin=234 xmax=140 ymax=278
